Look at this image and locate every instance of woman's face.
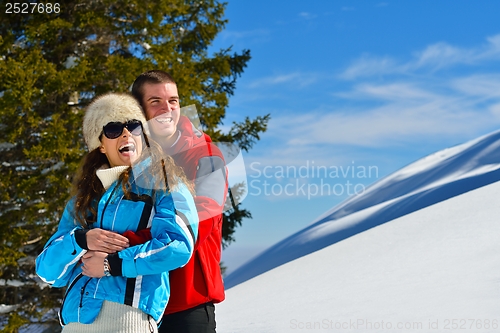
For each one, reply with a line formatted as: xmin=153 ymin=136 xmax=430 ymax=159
xmin=99 ymin=121 xmax=143 ymax=167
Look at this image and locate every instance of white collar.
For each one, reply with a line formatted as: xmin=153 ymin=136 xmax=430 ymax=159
xmin=96 ymin=165 xmax=129 ymax=190
xmin=170 ymin=131 xmax=181 ymax=147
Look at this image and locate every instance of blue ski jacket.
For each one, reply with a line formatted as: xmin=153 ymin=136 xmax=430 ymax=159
xmin=36 ymin=160 xmax=198 ymax=325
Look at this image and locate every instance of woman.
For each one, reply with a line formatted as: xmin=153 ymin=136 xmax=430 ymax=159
xmin=36 ymin=93 xmax=198 ymax=333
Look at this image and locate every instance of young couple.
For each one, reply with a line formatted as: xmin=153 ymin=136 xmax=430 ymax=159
xmin=36 ymin=71 xmax=227 ymax=333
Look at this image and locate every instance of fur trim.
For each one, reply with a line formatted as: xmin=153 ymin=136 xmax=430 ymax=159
xmin=83 ymin=93 xmax=149 ymax=151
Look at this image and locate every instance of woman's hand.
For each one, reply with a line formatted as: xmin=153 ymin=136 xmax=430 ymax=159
xmin=86 ymin=228 xmax=129 ymax=253
xmin=81 ymin=251 xmax=109 ymax=278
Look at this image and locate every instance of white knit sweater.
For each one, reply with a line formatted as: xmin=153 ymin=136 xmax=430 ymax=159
xmin=96 ymin=165 xmax=129 ymax=190
xmin=62 ymin=301 xmax=157 ymax=333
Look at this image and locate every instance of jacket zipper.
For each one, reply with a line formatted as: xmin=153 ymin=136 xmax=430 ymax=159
xmin=59 ymin=273 xmax=85 ymax=325
xmin=60 ymin=183 xmax=122 ymax=324
xmin=99 ymin=184 xmax=119 ymax=229
xmin=78 ymin=277 xmax=93 ymax=323
xmin=112 ymin=195 xmax=124 ymax=230
xmin=79 ymin=278 xmax=92 ymax=307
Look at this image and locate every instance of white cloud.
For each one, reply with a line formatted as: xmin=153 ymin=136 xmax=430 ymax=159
xmin=413 ymin=42 xmax=474 ymax=69
xmin=247 ymin=72 xmax=319 ymax=88
xmin=308 ymin=35 xmax=500 ymax=150
xmin=217 ymin=28 xmax=271 ymax=45
xmin=340 ymin=34 xmax=500 ymax=80
xmin=338 ymin=56 xmax=397 ymax=80
xmin=451 ymin=74 xmax=500 ymax=98
xmin=489 ymin=103 xmax=500 ymax=117
xmin=338 ymin=82 xmax=440 ymax=101
xmin=240 ymin=34 xmax=500 ymax=170
xmin=267 ymin=79 xmax=500 ymax=148
xmin=299 ymin=12 xmax=317 ymax=20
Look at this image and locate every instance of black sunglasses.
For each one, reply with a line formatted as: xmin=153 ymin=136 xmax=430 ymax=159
xmin=102 ymin=120 xmax=143 ymax=139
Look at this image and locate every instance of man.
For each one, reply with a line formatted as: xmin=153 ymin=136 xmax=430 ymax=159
xmin=132 ymin=70 xmax=227 ymax=333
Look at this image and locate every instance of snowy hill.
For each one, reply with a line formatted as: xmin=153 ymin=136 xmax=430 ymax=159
xmin=217 ymin=180 xmax=500 ymax=332
xmin=224 ymin=129 xmax=500 ymax=289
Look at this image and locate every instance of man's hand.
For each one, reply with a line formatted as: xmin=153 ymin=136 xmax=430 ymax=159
xmin=86 ymin=228 xmax=129 ymax=253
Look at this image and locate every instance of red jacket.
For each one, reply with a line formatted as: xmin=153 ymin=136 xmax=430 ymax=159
xmin=163 ymin=116 xmax=227 ymax=314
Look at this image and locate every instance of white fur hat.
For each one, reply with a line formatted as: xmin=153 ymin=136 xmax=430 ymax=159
xmin=83 ymin=93 xmax=148 ymax=151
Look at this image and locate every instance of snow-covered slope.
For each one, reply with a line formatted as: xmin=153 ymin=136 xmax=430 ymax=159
xmin=217 ymin=180 xmax=500 ymax=332
xmin=224 ymin=129 xmax=500 ymax=289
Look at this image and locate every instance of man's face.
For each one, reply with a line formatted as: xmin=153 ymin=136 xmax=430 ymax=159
xmin=141 ymin=82 xmax=181 ymax=143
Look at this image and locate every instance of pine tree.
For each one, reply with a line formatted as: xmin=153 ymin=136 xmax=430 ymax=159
xmin=0 ymin=1 xmax=269 ymax=330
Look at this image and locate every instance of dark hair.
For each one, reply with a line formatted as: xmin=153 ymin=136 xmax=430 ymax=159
xmin=131 ymin=70 xmax=176 ymax=110
xmin=71 ymin=149 xmax=108 ymax=226
xmin=71 ymin=134 xmax=193 ymax=228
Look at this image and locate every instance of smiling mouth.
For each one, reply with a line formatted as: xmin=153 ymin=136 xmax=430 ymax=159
xmin=155 ymin=117 xmax=173 ymax=124
xmin=119 ymin=143 xmax=136 ymax=153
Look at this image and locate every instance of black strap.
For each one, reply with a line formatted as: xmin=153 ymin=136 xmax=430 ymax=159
xmin=176 ymin=209 xmax=196 ymax=244
xmin=123 ymin=191 xmax=155 ymax=306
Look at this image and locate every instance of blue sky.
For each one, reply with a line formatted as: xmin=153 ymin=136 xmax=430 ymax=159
xmin=210 ymin=1 xmax=500 ymax=272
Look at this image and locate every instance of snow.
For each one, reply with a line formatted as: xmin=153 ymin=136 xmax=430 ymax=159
xmin=217 ymin=180 xmax=500 ymax=332
xmin=0 ymin=304 xmax=18 ymax=314
xmin=218 ymin=128 xmax=500 ymax=332
xmin=224 ymin=128 xmax=500 ymax=289
xmin=0 ymin=279 xmax=26 ymax=287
